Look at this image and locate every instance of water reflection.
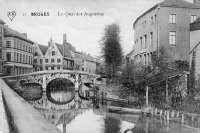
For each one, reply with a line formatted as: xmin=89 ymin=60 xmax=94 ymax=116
xmin=41 ymin=108 xmax=200 ymax=133
xmin=55 ymin=110 xmax=136 ymax=133
xmin=46 ymin=78 xmax=75 ymax=104
xmin=51 ymin=90 xmax=73 ymax=103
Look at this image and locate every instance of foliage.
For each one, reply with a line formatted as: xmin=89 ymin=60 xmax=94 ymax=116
xmin=100 ymin=23 xmax=123 ymax=78
xmin=120 ymin=46 xmax=190 ymax=108
xmin=150 ymin=46 xmax=177 ymax=75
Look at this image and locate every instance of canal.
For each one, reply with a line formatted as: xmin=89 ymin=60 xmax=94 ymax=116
xmin=34 ymin=92 xmax=200 ymax=133
xmin=2 ymin=77 xmax=200 ymax=133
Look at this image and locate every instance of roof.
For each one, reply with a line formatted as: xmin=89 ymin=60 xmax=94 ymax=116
xmin=74 ymin=52 xmax=97 ymax=62
xmin=126 ymin=50 xmax=134 ymax=58
xmin=38 ymin=44 xmax=48 ymax=55
xmin=190 ymin=17 xmax=200 ymax=31
xmin=133 ymin=0 xmax=200 ymax=28
xmin=190 ymin=41 xmax=200 ymax=54
xmin=56 ymin=43 xmax=75 ymax=59
xmin=0 ymin=19 xmax=5 ymax=25
xmin=4 ymin=26 xmax=34 ymax=44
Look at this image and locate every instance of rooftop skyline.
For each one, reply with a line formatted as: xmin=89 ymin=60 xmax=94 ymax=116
xmin=0 ymin=0 xmax=193 ymax=57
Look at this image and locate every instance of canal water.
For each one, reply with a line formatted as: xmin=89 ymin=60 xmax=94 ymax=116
xmin=35 ymin=91 xmax=200 ymax=133
xmin=39 ymin=107 xmax=200 ymax=133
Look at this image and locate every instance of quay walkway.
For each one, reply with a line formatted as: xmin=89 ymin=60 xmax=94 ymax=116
xmin=0 ymin=78 xmax=62 ymax=133
xmin=0 ymin=82 xmax=9 ymax=133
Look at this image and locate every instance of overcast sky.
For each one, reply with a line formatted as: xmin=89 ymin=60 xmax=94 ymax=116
xmin=0 ymin=0 xmax=193 ymax=57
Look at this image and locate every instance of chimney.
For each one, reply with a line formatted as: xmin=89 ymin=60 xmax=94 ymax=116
xmin=22 ymin=33 xmax=27 ymax=38
xmin=63 ymin=34 xmax=66 ymax=58
xmin=63 ymin=34 xmax=66 ymax=44
xmin=194 ymin=0 xmax=200 ymax=5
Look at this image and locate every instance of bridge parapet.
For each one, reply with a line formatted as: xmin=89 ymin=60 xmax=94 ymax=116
xmin=2 ymin=70 xmax=100 ymax=92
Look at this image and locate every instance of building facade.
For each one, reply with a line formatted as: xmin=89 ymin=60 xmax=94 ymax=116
xmin=33 ymin=43 xmax=48 ymax=71
xmin=35 ymin=34 xmax=100 ymax=74
xmin=72 ymin=51 xmax=100 ymax=74
xmin=128 ymin=0 xmax=200 ymax=67
xmin=3 ymin=26 xmax=34 ymax=76
xmin=44 ymin=35 xmax=75 ymax=71
xmin=0 ymin=19 xmax=5 ymax=76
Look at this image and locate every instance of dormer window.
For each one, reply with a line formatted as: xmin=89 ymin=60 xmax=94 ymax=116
xmin=52 ymin=51 xmax=55 ymax=56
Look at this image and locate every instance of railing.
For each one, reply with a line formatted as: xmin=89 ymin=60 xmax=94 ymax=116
xmin=150 ymin=107 xmax=200 ymax=129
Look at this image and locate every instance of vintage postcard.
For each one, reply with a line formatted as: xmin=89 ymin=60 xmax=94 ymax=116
xmin=0 ymin=0 xmax=200 ymax=133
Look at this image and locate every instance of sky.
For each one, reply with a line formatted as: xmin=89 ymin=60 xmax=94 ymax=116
xmin=0 ymin=0 xmax=193 ymax=57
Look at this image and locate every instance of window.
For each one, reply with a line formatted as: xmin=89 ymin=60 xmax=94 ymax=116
xmin=26 ymin=55 xmax=28 ymax=63
xmin=191 ymin=15 xmax=197 ymax=23
xmin=144 ymin=35 xmax=147 ymax=48
xmin=52 ymin=51 xmax=55 ymax=56
xmin=17 ymin=53 xmax=19 ymax=62
xmin=6 ymin=41 xmax=11 ymax=48
xmin=23 ymin=45 xmax=25 ymax=51
xmin=169 ymin=31 xmax=176 ymax=45
xmin=40 ymin=59 xmax=42 ymax=64
xmin=6 ymin=52 xmax=11 ymax=61
xmin=31 ymin=56 xmax=33 ymax=64
xmin=151 ymin=16 xmax=153 ymax=24
xmin=51 ymin=59 xmax=54 ymax=63
xmin=23 ymin=54 xmax=25 ymax=63
xmin=169 ymin=14 xmax=176 ymax=23
xmin=20 ymin=54 xmax=22 ymax=62
xmin=14 ymin=52 xmax=16 ymax=61
xmin=45 ymin=59 xmax=48 ymax=63
xmin=140 ymin=55 xmax=142 ymax=62
xmin=0 ymin=36 xmax=2 ymax=47
xmin=51 ymin=67 xmax=54 ymax=70
xmin=34 ymin=52 xmax=38 ymax=56
xmin=140 ymin=37 xmax=142 ymax=50
xmin=0 ymin=48 xmax=2 ymax=59
xmin=34 ymin=59 xmax=37 ymax=63
xmin=0 ymin=27 xmax=2 ymax=35
xmin=57 ymin=58 xmax=61 ymax=62
xmin=45 ymin=67 xmax=48 ymax=70
xmin=14 ymin=39 xmax=16 ymax=48
xmin=57 ymin=67 xmax=60 ymax=69
xmin=150 ymin=32 xmax=153 ymax=48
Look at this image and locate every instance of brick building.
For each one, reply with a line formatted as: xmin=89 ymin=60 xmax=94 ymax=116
xmin=3 ymin=26 xmax=34 ymax=76
xmin=0 ymin=19 xmax=5 ymax=76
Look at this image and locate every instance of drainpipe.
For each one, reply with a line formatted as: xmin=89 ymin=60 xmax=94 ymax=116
xmin=157 ymin=6 xmax=160 ymax=57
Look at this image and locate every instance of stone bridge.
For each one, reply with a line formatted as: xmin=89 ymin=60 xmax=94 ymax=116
xmin=3 ymin=70 xmax=99 ymax=91
xmin=2 ymin=70 xmax=100 ymax=110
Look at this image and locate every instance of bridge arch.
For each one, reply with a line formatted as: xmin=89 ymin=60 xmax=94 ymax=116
xmin=20 ymin=82 xmax=43 ymax=101
xmin=46 ymin=78 xmax=75 ymax=105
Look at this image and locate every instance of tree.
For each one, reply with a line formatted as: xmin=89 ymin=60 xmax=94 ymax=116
xmin=100 ymin=23 xmax=123 ymax=79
